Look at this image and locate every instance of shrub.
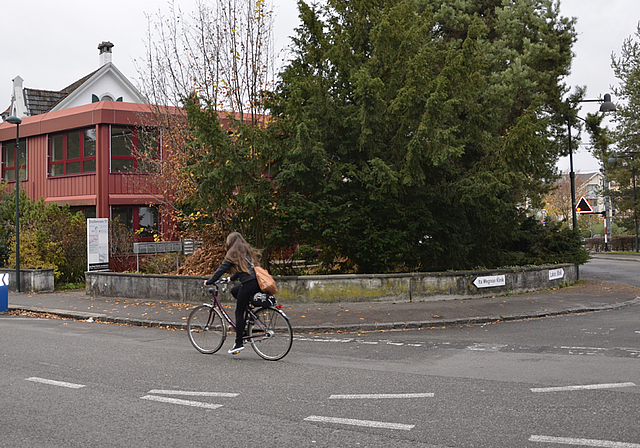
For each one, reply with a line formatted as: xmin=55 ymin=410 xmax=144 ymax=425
xmin=0 ymin=189 xmax=87 ymax=283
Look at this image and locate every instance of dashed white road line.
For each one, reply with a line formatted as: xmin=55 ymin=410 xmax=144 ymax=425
xmin=26 ymin=377 xmax=85 ymax=389
xmin=296 ymin=336 xmax=356 ymax=343
xmin=304 ymin=415 xmax=414 ymax=431
xmin=530 ymin=435 xmax=640 ymax=447
xmin=329 ymin=393 xmax=434 ymax=399
xmin=140 ymin=395 xmax=223 ymax=409
xmin=148 ymin=389 xmax=239 ymax=397
xmin=531 ymin=382 xmax=636 ymax=393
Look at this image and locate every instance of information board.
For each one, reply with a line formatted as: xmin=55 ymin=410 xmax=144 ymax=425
xmin=87 ymin=218 xmax=109 ymax=271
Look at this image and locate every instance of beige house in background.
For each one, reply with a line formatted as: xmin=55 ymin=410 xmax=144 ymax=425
xmin=543 ymin=171 xmax=606 ymax=224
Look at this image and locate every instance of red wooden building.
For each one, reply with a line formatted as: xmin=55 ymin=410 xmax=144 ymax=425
xmin=0 ymin=42 xmax=168 ymax=240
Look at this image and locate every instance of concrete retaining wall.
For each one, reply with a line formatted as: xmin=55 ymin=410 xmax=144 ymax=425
xmin=85 ymin=264 xmax=576 ymax=304
xmin=0 ymin=268 xmax=55 ymax=293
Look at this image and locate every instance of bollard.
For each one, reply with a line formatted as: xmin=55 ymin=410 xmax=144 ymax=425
xmin=0 ymin=273 xmax=8 ymax=313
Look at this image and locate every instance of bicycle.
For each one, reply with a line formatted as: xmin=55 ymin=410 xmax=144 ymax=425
xmin=187 ymin=280 xmax=293 ymax=361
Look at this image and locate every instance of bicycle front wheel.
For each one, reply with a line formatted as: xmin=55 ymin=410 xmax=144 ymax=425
xmin=248 ymin=307 xmax=293 ymax=361
xmin=187 ymin=305 xmax=226 ymax=354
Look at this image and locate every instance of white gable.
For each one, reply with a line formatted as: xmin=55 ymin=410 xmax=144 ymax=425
xmin=51 ymin=63 xmax=146 ymax=112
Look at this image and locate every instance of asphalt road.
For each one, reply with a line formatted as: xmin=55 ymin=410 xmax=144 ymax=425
xmin=581 ymin=256 xmax=640 ymax=287
xmin=1 ymin=255 xmax=638 ymax=447
xmin=2 ymin=299 xmax=639 ymax=447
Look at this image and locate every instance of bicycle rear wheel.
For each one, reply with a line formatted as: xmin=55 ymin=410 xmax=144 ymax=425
xmin=187 ymin=305 xmax=226 ymax=354
xmin=248 ymin=307 xmax=293 ymax=361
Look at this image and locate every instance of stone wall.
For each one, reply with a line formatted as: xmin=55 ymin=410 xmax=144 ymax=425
xmin=85 ymin=264 xmax=576 ymax=304
xmin=0 ymin=268 xmax=55 ymax=293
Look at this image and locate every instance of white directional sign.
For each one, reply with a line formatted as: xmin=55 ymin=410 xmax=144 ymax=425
xmin=473 ymin=275 xmax=506 ymax=288
xmin=1 ymin=273 xmax=8 ymax=286
xmin=548 ymin=268 xmax=565 ymax=281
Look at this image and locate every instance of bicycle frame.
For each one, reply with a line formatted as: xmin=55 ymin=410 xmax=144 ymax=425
xmin=206 ymin=284 xmax=282 ymax=343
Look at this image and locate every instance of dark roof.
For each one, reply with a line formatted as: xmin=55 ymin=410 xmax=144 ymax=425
xmin=60 ymin=69 xmax=100 ymax=95
xmin=24 ymin=89 xmax=68 ymax=116
xmin=16 ymin=68 xmax=101 ymax=116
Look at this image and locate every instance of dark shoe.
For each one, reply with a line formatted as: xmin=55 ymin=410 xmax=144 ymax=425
xmin=228 ymin=343 xmax=244 ymax=355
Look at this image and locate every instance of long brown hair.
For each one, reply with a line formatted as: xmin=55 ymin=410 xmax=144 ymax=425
xmin=224 ymin=232 xmax=259 ymax=273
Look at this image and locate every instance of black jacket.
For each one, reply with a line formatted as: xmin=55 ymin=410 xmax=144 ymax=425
xmin=205 ymin=258 xmax=257 ymax=285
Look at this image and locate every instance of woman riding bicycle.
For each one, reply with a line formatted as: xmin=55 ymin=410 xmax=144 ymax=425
xmin=204 ymin=232 xmax=261 ymax=355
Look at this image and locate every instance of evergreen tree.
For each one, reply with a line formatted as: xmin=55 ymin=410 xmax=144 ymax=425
xmin=265 ymin=0 xmax=583 ymax=272
xmin=610 ymin=25 xmax=640 ymax=238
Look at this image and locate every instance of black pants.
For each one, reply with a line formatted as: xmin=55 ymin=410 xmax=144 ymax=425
xmin=230 ymin=278 xmax=261 ymax=345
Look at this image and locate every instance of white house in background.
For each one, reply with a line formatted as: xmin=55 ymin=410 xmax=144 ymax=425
xmin=3 ymin=41 xmax=146 ymax=120
xmin=0 ymin=41 xmax=166 ymax=243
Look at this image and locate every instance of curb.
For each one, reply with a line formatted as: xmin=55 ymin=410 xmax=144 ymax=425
xmin=290 ymin=296 xmax=640 ymax=333
xmin=8 ymin=297 xmax=640 ymax=334
xmin=591 ymin=254 xmax=640 ymax=263
xmin=7 ymin=305 xmax=186 ymax=329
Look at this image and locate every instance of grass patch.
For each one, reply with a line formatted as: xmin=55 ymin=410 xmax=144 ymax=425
xmin=55 ymin=282 xmax=85 ymax=291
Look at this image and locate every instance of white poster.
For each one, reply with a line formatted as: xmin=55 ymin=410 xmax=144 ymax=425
xmin=87 ymin=218 xmax=109 ymax=271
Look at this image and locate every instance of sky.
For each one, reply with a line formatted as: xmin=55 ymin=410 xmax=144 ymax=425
xmin=1 ymin=0 xmax=638 ymax=174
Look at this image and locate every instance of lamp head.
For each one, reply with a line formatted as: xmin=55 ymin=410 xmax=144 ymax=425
xmin=6 ymin=116 xmax=22 ymax=125
xmin=600 ymin=93 xmax=616 ymax=112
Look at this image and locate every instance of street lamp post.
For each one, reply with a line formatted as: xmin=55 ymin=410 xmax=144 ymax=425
xmin=599 ymin=167 xmax=613 ymax=251
xmin=567 ymin=94 xmax=617 ymax=230
xmin=632 ymin=161 xmax=638 ymax=252
xmin=608 ymin=151 xmax=639 ymax=252
xmin=566 ymin=93 xmax=616 ymax=277
xmin=6 ymin=116 xmax=22 ymax=292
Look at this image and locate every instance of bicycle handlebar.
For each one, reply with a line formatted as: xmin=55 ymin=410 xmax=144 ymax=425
xmin=206 ymin=279 xmax=229 ymax=294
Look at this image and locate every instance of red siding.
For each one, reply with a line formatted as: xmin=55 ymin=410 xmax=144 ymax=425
xmin=0 ymin=102 xmax=173 ymax=218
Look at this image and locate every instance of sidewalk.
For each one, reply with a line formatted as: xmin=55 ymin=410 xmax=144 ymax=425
xmin=4 ymin=279 xmax=639 ymax=333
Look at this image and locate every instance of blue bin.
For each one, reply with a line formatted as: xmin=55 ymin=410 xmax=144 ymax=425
xmin=0 ymin=273 xmax=8 ymax=313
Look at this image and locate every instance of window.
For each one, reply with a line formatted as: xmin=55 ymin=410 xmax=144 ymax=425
xmin=69 ymin=206 xmax=96 ymax=219
xmin=2 ymin=138 xmax=27 ymax=181
xmin=111 ymin=126 xmax=159 ymax=173
xmin=586 ymin=184 xmax=599 ymax=196
xmin=111 ymin=205 xmax=158 ymax=240
xmin=49 ymin=128 xmax=96 ymax=176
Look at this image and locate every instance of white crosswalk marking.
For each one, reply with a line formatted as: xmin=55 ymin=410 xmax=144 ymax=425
xmin=531 ymin=382 xmax=636 ymax=393
xmin=329 ymin=393 xmax=433 ymax=399
xmin=26 ymin=377 xmax=85 ymax=389
xmin=147 ymin=389 xmax=238 ymax=397
xmin=530 ymin=435 xmax=640 ymax=447
xmin=305 ymin=415 xmax=414 ymax=431
xmin=140 ymin=395 xmax=223 ymax=409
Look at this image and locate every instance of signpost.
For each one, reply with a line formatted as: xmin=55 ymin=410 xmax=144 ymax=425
xmin=575 ymin=196 xmax=593 ymax=214
xmin=473 ymin=275 xmax=506 ymax=289
xmin=87 ymin=218 xmax=109 ymax=271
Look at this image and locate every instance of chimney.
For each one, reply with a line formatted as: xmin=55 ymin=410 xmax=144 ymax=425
xmin=98 ymin=41 xmax=114 ymax=66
